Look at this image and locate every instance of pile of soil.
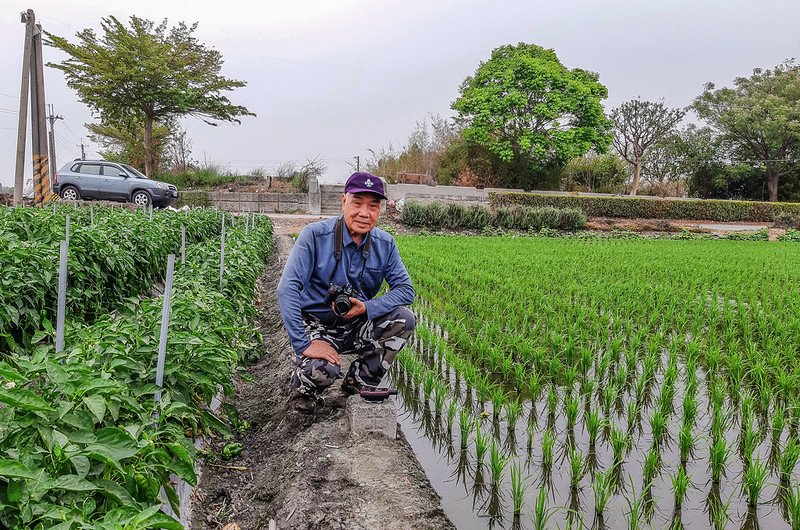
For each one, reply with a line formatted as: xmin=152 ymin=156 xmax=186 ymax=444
xmin=190 ymin=234 xmax=453 ymax=530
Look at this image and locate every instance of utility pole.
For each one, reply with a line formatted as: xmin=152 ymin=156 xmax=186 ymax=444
xmin=30 ymin=18 xmax=52 ymax=206
xmin=354 ymin=155 xmax=360 ymax=172
xmin=79 ymin=140 xmax=85 ymax=160
xmin=46 ymin=104 xmax=63 ymax=182
xmin=14 ymin=10 xmax=34 ymax=206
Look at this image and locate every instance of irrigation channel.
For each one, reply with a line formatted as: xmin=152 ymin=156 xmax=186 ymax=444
xmin=392 ymin=235 xmax=800 ymax=530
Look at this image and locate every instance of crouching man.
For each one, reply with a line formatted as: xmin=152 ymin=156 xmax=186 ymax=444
xmin=277 ymin=172 xmax=416 ymax=414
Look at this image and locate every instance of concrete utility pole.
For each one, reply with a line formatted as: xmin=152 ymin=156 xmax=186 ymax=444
xmin=30 ymin=18 xmax=52 ymax=206
xmin=14 ymin=10 xmax=34 ymax=206
xmin=354 ymin=155 xmax=360 ymax=172
xmin=46 ymin=104 xmax=63 ymax=182
xmin=79 ymin=140 xmax=85 ymax=160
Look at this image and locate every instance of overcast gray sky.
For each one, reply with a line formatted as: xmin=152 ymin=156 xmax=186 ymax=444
xmin=1 ymin=0 xmax=798 ymax=187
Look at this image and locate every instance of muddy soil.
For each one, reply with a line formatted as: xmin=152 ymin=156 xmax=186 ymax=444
xmin=190 ymin=232 xmax=454 ymax=530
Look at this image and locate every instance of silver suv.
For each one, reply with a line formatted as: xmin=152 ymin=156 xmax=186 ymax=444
xmin=54 ymin=160 xmax=179 ymax=208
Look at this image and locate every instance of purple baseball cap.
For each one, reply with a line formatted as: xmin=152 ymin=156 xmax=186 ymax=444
xmin=344 ymin=172 xmax=387 ymax=200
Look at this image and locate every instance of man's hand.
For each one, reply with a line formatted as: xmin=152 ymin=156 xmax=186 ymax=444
xmin=302 ymin=340 xmax=340 ymax=365
xmin=340 ymin=297 xmax=367 ymax=320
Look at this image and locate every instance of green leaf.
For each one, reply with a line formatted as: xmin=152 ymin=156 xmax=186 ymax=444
xmin=7 ymin=478 xmax=22 ymax=502
xmin=50 ymin=474 xmax=97 ymax=492
xmin=95 ymin=478 xmax=138 ymax=508
xmin=83 ymin=427 xmax=141 ymax=470
xmin=0 ymin=386 xmax=54 ymax=412
xmin=166 ymin=443 xmax=196 ymax=485
xmin=70 ymin=455 xmax=91 ymax=478
xmin=82 ymin=395 xmax=107 ymax=423
xmin=0 ymin=459 xmax=36 ymax=479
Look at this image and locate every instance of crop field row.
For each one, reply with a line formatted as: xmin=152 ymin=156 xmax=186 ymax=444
xmin=0 ymin=205 xmax=273 ymax=529
xmin=395 ymin=236 xmax=800 ymax=529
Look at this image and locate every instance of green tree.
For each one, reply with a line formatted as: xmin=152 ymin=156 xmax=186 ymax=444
xmin=86 ymin=118 xmax=172 ymax=172
xmin=562 ymin=153 xmax=627 ymax=193
xmin=693 ymin=60 xmax=800 ymax=202
xmin=452 ymin=43 xmax=613 ymax=190
xmin=47 ymin=16 xmax=254 ymax=177
xmin=611 ymin=99 xmax=685 ymax=196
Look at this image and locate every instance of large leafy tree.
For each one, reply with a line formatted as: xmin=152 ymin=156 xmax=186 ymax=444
xmin=693 ymin=60 xmax=800 ymax=202
xmin=452 ymin=43 xmax=613 ymax=190
xmin=47 ymin=16 xmax=254 ymax=177
xmin=611 ymin=99 xmax=685 ymax=196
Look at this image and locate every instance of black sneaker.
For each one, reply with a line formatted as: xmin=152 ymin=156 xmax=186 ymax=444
xmin=290 ymin=393 xmax=322 ymax=414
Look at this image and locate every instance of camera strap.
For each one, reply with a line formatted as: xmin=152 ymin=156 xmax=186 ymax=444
xmin=329 ymin=216 xmax=372 ymax=292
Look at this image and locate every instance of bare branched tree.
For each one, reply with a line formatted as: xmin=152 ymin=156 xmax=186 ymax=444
xmin=611 ymin=99 xmax=685 ymax=195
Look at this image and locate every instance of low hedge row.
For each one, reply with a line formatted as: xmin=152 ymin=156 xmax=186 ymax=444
xmin=401 ymin=201 xmax=587 ymax=231
xmin=489 ymin=192 xmax=800 ymax=222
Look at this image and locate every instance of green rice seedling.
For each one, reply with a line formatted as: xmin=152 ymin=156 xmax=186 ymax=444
xmin=475 ymin=421 xmax=488 ymax=464
xmin=459 ymin=410 xmax=472 ymax=448
xmin=446 ymin=400 xmax=458 ymax=431
xmin=679 ymin=422 xmax=698 ymax=464
xmin=586 ymin=408 xmax=605 ymax=448
xmin=504 ymin=399 xmax=522 ymax=432
xmin=603 ymin=382 xmax=616 ymax=416
xmin=569 ymin=447 xmax=585 ymax=489
xmin=489 ymin=443 xmax=508 ymax=486
xmin=564 ymin=366 xmax=578 ymax=393
xmin=533 ymin=485 xmax=555 ymax=530
xmin=625 ymin=482 xmax=648 ymax=530
xmin=510 ymin=461 xmax=526 ymax=516
xmin=742 ymin=457 xmax=769 ymax=507
xmin=593 ymin=468 xmax=614 ymax=516
xmin=643 ymin=445 xmax=661 ymax=485
xmin=709 ymin=492 xmax=733 ymax=530
xmin=671 ymin=467 xmax=690 ymax=509
xmin=528 ymin=370 xmax=542 ymax=401
xmin=650 ymin=409 xmax=668 ymax=445
xmin=626 ymin=399 xmax=640 ymax=435
xmin=682 ymin=393 xmax=698 ymax=428
xmin=489 ymin=385 xmax=506 ymax=417
xmin=779 ymin=438 xmax=800 ymax=484
xmin=566 ymin=394 xmax=580 ymax=430
xmin=743 ymin=419 xmax=761 ymax=464
xmin=542 ymin=428 xmax=556 ymax=468
xmin=433 ymin=382 xmax=447 ymax=412
xmin=422 ymin=371 xmax=436 ymax=399
xmin=610 ymin=427 xmax=629 ymax=467
xmin=709 ymin=438 xmax=731 ymax=485
xmin=786 ymin=485 xmax=800 ymax=530
xmin=547 ymin=385 xmax=559 ymax=418
xmin=774 ymin=403 xmax=787 ymax=445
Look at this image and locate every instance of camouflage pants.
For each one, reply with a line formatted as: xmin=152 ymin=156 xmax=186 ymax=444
xmin=291 ymin=306 xmax=416 ymax=397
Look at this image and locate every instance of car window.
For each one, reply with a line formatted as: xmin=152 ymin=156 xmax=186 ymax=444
xmin=76 ymin=164 xmax=102 ymax=175
xmin=121 ymin=164 xmax=148 ymax=179
xmin=102 ymin=165 xmax=125 ymax=177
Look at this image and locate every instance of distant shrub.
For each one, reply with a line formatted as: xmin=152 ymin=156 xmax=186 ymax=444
xmin=490 ymin=192 xmax=800 ymax=222
xmin=401 ymin=201 xmax=586 ymax=231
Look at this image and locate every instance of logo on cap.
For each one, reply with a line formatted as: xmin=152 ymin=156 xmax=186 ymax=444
xmin=365 ymin=179 xmax=373 ymax=188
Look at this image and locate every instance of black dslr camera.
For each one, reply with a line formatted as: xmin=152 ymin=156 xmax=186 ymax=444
xmin=325 ymin=284 xmax=356 ymax=316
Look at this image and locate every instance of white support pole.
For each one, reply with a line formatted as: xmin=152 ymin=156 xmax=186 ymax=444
xmin=90 ymin=205 xmax=94 ymax=226
xmin=55 ymin=241 xmax=67 ymax=353
xmin=219 ymin=214 xmax=226 ymax=291
xmin=149 ymin=203 xmax=153 ymax=222
xmin=65 ymin=214 xmax=70 ymax=245
xmin=180 ymin=225 xmax=186 ymax=265
xmin=154 ymin=254 xmax=175 ymax=403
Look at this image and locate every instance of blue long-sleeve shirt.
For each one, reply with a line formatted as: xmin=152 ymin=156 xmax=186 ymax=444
xmin=277 ymin=216 xmax=415 ymax=355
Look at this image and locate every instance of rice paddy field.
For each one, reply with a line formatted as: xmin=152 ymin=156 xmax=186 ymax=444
xmin=393 ymin=235 xmax=800 ymax=529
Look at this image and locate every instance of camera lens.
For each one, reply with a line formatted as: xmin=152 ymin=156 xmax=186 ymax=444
xmin=333 ymin=294 xmax=352 ymax=316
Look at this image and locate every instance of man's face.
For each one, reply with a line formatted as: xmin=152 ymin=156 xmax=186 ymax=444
xmin=341 ymin=192 xmax=382 ymax=237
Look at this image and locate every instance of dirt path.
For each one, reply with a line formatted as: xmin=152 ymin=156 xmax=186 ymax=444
xmin=190 ymin=232 xmax=453 ymax=530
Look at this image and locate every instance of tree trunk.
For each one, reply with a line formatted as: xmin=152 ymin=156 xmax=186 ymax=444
xmin=629 ymin=160 xmax=642 ymax=196
xmin=143 ymin=111 xmax=154 ymax=178
xmin=766 ymin=167 xmax=779 ymax=202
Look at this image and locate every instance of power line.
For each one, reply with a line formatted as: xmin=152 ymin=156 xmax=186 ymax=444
xmin=0 ymin=93 xmax=20 ymax=100
xmin=61 ymin=121 xmax=83 ymax=142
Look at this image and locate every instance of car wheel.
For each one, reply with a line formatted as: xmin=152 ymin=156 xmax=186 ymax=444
xmin=132 ymin=190 xmax=151 ymax=208
xmin=60 ymin=186 xmax=80 ymax=201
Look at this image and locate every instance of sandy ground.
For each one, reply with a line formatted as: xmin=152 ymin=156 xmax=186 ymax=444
xmin=189 ymin=233 xmax=454 ymax=530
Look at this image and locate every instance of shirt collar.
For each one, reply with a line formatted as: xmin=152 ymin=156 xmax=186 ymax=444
xmin=341 ymin=218 xmax=368 ymax=249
